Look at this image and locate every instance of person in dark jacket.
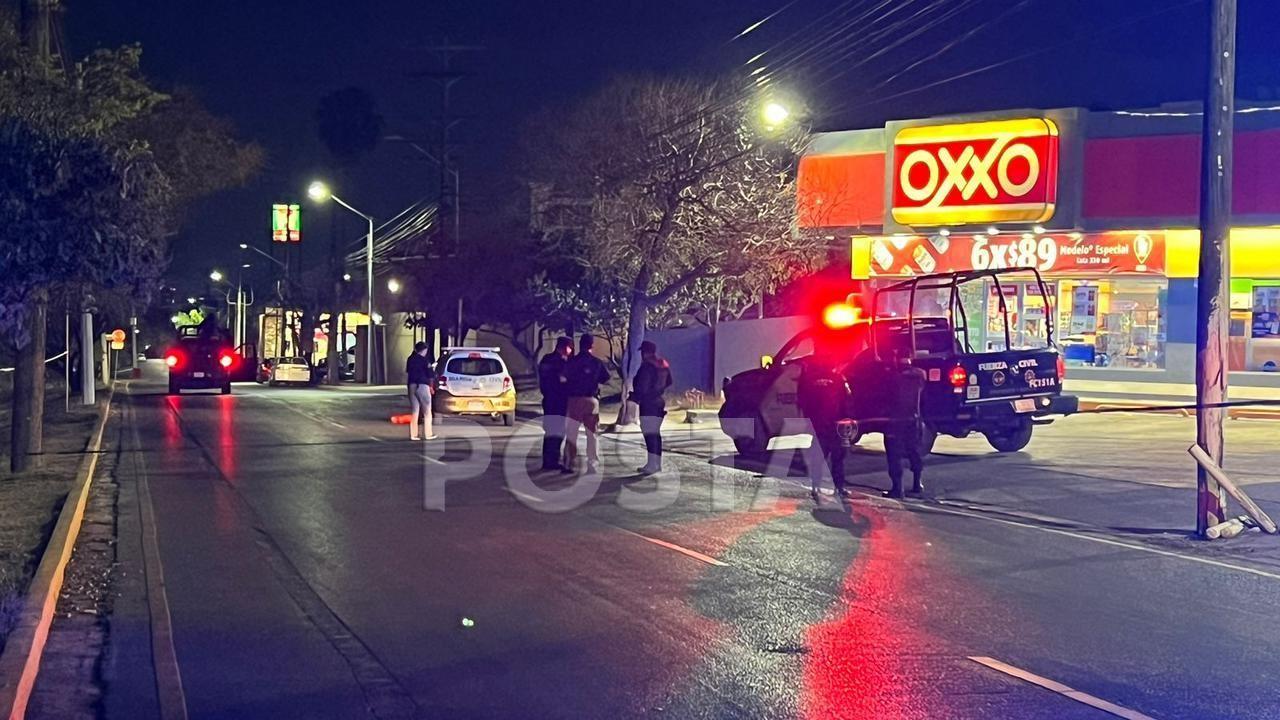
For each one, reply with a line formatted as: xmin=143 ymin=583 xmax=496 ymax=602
xmin=631 ymin=340 xmax=673 ymax=475
xmin=537 ymin=336 xmax=574 ymax=471
xmin=881 ymin=348 xmax=927 ymax=498
xmin=406 ymin=342 xmax=437 ymax=441
xmin=561 ymin=334 xmax=612 ymax=474
xmin=798 ymin=359 xmax=852 ymax=504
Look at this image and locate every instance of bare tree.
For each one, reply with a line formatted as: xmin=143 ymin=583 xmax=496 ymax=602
xmin=524 ymin=76 xmax=823 ymax=420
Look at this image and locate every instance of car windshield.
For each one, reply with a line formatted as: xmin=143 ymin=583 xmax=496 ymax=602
xmin=446 ymin=357 xmax=503 ymax=376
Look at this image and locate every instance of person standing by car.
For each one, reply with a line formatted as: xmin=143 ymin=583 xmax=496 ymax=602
xmin=538 ymin=336 xmax=574 ymax=471
xmin=798 ymin=359 xmax=852 ymax=504
xmin=406 ymin=342 xmax=437 ymax=441
xmin=882 ymin=347 xmax=927 ymax=498
xmin=631 ymin=340 xmax=672 ymax=475
xmin=561 ymin=334 xmax=611 ymax=475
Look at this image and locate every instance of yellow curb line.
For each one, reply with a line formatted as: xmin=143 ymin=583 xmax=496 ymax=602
xmin=0 ymin=388 xmax=114 ymax=720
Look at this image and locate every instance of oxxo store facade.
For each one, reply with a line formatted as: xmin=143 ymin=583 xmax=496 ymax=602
xmin=797 ymin=107 xmax=1280 ymax=389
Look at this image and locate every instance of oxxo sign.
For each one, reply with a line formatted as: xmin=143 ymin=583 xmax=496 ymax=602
xmin=891 ymin=118 xmax=1060 ymax=226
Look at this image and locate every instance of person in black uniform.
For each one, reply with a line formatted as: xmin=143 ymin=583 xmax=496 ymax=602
xmin=631 ymin=340 xmax=672 ymax=475
xmin=537 ymin=336 xmax=574 ymax=471
xmin=882 ymin=347 xmax=928 ymax=498
xmin=798 ymin=359 xmax=852 ymax=503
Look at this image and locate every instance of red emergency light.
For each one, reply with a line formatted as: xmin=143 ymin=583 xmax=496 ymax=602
xmin=165 ymin=351 xmax=182 ymax=368
xmin=822 ymin=302 xmax=862 ymax=330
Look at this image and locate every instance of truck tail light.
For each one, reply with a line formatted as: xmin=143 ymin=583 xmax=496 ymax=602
xmin=1056 ymin=355 xmax=1066 ymax=380
xmin=219 ymin=353 xmax=234 ymax=369
xmin=165 ymin=351 xmax=181 ymax=368
xmin=949 ymin=365 xmax=968 ymax=388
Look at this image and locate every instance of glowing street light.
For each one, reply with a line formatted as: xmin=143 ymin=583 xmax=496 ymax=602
xmin=209 ymin=270 xmax=224 ymax=282
xmin=186 ymin=297 xmax=197 ymax=304
xmin=762 ymin=101 xmax=790 ymax=127
xmin=309 ymin=179 xmax=376 ymax=384
xmin=387 ymin=278 xmax=402 ymax=294
xmin=307 ymin=181 xmax=331 ymax=202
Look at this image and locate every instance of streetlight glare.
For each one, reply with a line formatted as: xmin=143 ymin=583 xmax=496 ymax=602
xmin=209 ymin=270 xmax=224 ymax=282
xmin=343 ymin=273 xmax=352 ymax=282
xmin=387 ymin=278 xmax=402 ymax=294
xmin=307 ymin=181 xmax=331 ymax=202
xmin=186 ymin=297 xmax=196 ymax=304
xmin=238 ymin=243 xmax=248 ymax=249
xmin=762 ymin=101 xmax=790 ymax=127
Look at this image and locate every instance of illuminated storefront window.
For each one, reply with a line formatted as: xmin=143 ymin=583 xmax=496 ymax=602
xmin=1057 ymin=279 xmax=1166 ymax=369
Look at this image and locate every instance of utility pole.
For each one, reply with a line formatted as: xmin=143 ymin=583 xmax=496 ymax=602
xmin=414 ymin=40 xmax=481 ymax=344
xmin=1194 ymin=0 xmax=1237 ymax=537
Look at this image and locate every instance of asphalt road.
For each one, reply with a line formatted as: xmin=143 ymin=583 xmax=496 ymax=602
xmin=96 ymin=365 xmax=1280 ymax=719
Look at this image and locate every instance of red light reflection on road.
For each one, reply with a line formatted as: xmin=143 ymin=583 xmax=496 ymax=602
xmin=162 ymin=397 xmax=183 ymax=449
xmin=801 ymin=507 xmax=933 ymax=720
xmin=217 ymin=394 xmax=236 ymax=479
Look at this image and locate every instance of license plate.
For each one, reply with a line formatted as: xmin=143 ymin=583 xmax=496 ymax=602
xmin=468 ymin=400 xmax=486 ymax=410
xmin=193 ymin=372 xmax=205 ymax=378
xmin=1013 ymin=398 xmax=1036 ymax=413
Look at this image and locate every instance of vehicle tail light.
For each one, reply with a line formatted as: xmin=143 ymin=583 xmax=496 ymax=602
xmin=219 ymin=353 xmax=234 ymax=369
xmin=503 ymin=376 xmax=512 ymax=392
xmin=437 ymin=375 xmax=448 ymax=389
xmin=165 ymin=352 xmax=181 ymax=368
xmin=948 ymin=365 xmax=968 ymax=388
xmin=1056 ymin=354 xmax=1066 ymax=380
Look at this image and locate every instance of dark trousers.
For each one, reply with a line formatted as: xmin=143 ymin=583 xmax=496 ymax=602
xmin=541 ymin=400 xmax=567 ymax=469
xmin=640 ymin=407 xmax=665 ymax=468
xmin=884 ymin=419 xmax=924 ymax=492
xmin=815 ymin=431 xmax=848 ymax=491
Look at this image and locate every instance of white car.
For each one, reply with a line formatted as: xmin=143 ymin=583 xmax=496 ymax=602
xmin=432 ymin=347 xmax=517 ymax=426
xmin=269 ymin=357 xmax=312 ymax=386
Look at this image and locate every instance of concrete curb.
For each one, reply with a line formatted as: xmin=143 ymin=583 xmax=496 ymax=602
xmin=0 ymin=388 xmax=114 ymax=720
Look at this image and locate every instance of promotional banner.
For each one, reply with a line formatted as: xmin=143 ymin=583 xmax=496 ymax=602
xmin=866 ymin=231 xmax=1164 ymax=277
xmin=272 ymin=204 xmax=302 ymax=243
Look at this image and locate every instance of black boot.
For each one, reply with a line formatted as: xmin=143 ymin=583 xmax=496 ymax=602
xmin=909 ymin=474 xmax=925 ymax=496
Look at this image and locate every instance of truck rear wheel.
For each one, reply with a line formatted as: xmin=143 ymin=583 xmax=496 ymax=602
xmin=728 ymin=413 xmax=768 ymax=457
xmin=221 ymin=382 xmax=231 ymax=395
xmin=985 ymin=418 xmax=1033 ymax=453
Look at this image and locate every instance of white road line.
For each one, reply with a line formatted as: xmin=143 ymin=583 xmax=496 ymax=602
xmin=505 ymin=487 xmax=545 ymax=505
xmin=970 ymin=656 xmax=1156 ymax=720
xmin=420 ymin=454 xmax=446 ymax=466
xmin=918 ymin=501 xmax=1280 ymax=583
xmin=614 ymin=527 xmax=728 ymax=567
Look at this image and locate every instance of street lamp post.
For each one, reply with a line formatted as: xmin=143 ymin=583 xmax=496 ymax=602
xmin=308 ymin=181 xmax=377 ymax=384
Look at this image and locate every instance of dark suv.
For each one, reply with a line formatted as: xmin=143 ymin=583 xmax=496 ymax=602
xmin=165 ymin=327 xmax=238 ymax=395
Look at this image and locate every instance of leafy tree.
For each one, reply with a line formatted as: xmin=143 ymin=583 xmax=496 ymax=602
xmin=523 ymin=76 xmax=823 ymax=419
xmin=0 ymin=15 xmax=258 ymax=470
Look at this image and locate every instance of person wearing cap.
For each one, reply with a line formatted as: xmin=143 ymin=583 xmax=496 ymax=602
xmin=560 ymin=334 xmax=611 ymax=474
xmin=405 ymin=341 xmax=437 ymax=441
xmin=537 ymin=336 xmax=574 ymax=471
xmin=631 ymin=340 xmax=673 ymax=475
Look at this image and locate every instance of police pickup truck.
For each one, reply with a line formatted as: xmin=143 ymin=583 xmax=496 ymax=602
xmin=164 ymin=325 xmax=238 ymax=395
xmin=719 ymin=268 xmax=1078 ymax=455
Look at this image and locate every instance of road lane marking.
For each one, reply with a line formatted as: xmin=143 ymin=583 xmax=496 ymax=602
xmin=970 ymin=656 xmax=1156 ymax=720
xmin=506 ymin=487 xmax=545 ymax=505
xmin=917 ymin=501 xmax=1280 ymax=583
xmin=420 ymin=453 xmax=446 ymax=466
xmin=614 ymin=527 xmax=728 ymax=567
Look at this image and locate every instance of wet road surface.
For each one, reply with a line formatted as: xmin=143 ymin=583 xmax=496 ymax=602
xmin=98 ymin=370 xmax=1280 ymax=719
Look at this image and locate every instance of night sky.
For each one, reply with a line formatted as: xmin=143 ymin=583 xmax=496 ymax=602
xmin=65 ymin=0 xmax=1280 ymax=294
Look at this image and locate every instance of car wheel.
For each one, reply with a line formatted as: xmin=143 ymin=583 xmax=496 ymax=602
xmin=985 ymin=418 xmax=1033 ymax=453
xmin=502 ymin=412 xmax=515 ymax=427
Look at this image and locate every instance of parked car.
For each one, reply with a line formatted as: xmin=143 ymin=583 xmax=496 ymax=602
xmin=432 ymin=347 xmax=517 ymax=426
xmin=263 ymin=357 xmax=312 ymax=386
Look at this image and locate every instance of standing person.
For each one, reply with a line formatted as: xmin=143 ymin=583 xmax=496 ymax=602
xmin=798 ymin=360 xmax=852 ymax=504
xmin=561 ymin=334 xmax=611 ymax=475
xmin=882 ymin=348 xmax=927 ymax=498
xmin=630 ymin=340 xmax=672 ymax=475
xmin=406 ymin=341 xmax=437 ymax=441
xmin=538 ymin=336 xmax=574 ymax=471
